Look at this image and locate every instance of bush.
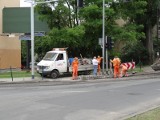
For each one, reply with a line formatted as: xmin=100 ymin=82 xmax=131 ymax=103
xmin=120 ymin=41 xmax=149 ymax=65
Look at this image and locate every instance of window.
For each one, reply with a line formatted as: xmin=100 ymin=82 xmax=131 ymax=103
xmin=43 ymin=53 xmax=57 ymax=61
xmin=56 ymin=54 xmax=64 ymax=61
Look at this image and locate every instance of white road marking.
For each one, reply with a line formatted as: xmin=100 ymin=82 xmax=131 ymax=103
xmin=62 ymin=90 xmax=89 ymax=93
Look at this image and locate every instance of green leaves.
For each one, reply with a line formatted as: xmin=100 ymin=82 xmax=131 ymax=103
xmin=80 ymin=5 xmax=101 ymax=20
xmin=36 ymin=26 xmax=85 ymax=49
xmin=32 ymin=0 xmax=158 ymax=63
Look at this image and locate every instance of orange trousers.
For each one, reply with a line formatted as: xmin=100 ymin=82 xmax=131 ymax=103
xmin=114 ymin=65 xmax=120 ymax=78
xmin=121 ymin=67 xmax=128 ymax=77
xmin=97 ymin=64 xmax=101 ymax=75
xmin=72 ymin=67 xmax=78 ymax=79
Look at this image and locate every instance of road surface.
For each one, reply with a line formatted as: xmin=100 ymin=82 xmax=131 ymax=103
xmin=0 ymin=76 xmax=160 ymax=120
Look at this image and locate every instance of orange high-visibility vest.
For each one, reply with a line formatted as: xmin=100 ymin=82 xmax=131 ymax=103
xmin=112 ymin=58 xmax=121 ymax=67
xmin=72 ymin=60 xmax=79 ymax=68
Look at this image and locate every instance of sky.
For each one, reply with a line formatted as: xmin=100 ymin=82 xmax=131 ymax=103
xmin=20 ymin=0 xmax=56 ymax=11
xmin=20 ymin=0 xmax=31 ymax=7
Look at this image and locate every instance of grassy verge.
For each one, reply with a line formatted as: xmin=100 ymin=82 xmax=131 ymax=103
xmin=126 ymin=107 xmax=160 ymax=120
xmin=128 ymin=66 xmax=143 ymax=73
xmin=0 ymin=66 xmax=145 ymax=78
xmin=0 ymin=70 xmax=40 ymax=78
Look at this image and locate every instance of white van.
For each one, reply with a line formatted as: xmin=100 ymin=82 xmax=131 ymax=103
xmin=37 ymin=48 xmax=93 ymax=78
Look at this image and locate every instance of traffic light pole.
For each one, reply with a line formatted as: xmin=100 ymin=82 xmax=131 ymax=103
xmin=102 ymin=0 xmax=109 ymax=75
xmin=102 ymin=0 xmax=105 ymax=74
xmin=106 ymin=37 xmax=109 ymax=74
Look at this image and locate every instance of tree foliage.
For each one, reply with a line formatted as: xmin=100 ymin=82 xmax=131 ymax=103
xmin=121 ymin=41 xmax=149 ymax=64
xmin=30 ymin=0 xmax=159 ymax=64
xmin=115 ymin=0 xmax=160 ymax=64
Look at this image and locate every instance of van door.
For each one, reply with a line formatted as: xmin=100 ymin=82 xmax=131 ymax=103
xmin=55 ymin=53 xmax=67 ymax=72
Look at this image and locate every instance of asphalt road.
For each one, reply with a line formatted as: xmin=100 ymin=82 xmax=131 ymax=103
xmin=0 ymin=75 xmax=160 ymax=120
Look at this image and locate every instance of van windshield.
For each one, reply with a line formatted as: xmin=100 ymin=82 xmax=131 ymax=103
xmin=43 ymin=53 xmax=57 ymax=61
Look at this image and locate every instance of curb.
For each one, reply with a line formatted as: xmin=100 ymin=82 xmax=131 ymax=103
xmin=0 ymin=71 xmax=159 ymax=85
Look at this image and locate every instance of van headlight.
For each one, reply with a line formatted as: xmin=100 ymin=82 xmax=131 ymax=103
xmin=45 ymin=66 xmax=50 ymax=69
xmin=38 ymin=66 xmax=50 ymax=70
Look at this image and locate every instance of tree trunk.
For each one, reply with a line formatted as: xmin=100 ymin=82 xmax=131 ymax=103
xmin=65 ymin=0 xmax=72 ymax=28
xmin=146 ymin=23 xmax=154 ymax=64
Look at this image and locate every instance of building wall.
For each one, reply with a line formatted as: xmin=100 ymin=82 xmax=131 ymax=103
xmin=0 ymin=0 xmax=21 ymax=69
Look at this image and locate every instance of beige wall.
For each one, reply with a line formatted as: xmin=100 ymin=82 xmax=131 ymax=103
xmin=0 ymin=0 xmax=21 ymax=69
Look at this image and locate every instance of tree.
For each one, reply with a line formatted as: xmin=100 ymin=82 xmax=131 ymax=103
xmin=114 ymin=0 xmax=160 ymax=64
xmin=144 ymin=0 xmax=160 ymax=63
xmin=35 ymin=0 xmax=104 ymax=57
xmin=34 ymin=0 xmax=157 ymax=64
xmin=35 ymin=26 xmax=86 ymax=57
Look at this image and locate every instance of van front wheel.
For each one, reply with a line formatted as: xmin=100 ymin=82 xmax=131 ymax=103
xmin=50 ymin=70 xmax=59 ymax=79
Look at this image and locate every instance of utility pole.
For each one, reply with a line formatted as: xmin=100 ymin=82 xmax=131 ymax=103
xmin=102 ymin=0 xmax=105 ymax=74
xmin=25 ymin=0 xmax=57 ymax=79
xmin=102 ymin=0 xmax=108 ymax=74
xmin=30 ymin=0 xmax=34 ymax=79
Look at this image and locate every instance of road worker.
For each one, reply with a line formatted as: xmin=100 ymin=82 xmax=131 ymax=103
xmin=110 ymin=56 xmax=121 ymax=78
xmin=72 ymin=57 xmax=79 ymax=80
xmin=97 ymin=55 xmax=103 ymax=75
xmin=92 ymin=56 xmax=99 ymax=76
xmin=69 ymin=57 xmax=74 ymax=65
xmin=120 ymin=64 xmax=128 ymax=77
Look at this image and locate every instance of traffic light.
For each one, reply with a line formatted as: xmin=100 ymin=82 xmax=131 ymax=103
xmin=105 ymin=44 xmax=108 ymax=48
xmin=107 ymin=36 xmax=114 ymax=50
xmin=105 ymin=37 xmax=108 ymax=49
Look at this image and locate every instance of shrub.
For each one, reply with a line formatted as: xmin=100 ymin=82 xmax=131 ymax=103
xmin=120 ymin=41 xmax=149 ymax=65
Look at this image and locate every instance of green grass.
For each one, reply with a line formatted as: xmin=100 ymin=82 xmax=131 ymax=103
xmin=128 ymin=66 xmax=143 ymax=73
xmin=0 ymin=70 xmax=40 ymax=78
xmin=126 ymin=107 xmax=160 ymax=120
xmin=0 ymin=66 xmax=145 ymax=78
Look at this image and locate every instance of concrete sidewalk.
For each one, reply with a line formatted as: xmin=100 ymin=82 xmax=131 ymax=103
xmin=0 ymin=76 xmax=75 ymax=83
xmin=0 ymin=66 xmax=158 ymax=83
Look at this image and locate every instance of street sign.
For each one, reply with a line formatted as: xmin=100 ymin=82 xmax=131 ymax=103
xmin=3 ymin=7 xmax=49 ymax=33
xmin=19 ymin=32 xmax=45 ymax=40
xmin=34 ymin=31 xmax=45 ymax=36
xmin=19 ymin=35 xmax=31 ymax=40
xmin=19 ymin=31 xmax=45 ymax=40
xmin=99 ymin=38 xmax=102 ymax=45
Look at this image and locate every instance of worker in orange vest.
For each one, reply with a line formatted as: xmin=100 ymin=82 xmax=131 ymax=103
xmin=110 ymin=56 xmax=121 ymax=78
xmin=72 ymin=57 xmax=79 ymax=80
xmin=120 ymin=64 xmax=128 ymax=77
xmin=97 ymin=55 xmax=103 ymax=75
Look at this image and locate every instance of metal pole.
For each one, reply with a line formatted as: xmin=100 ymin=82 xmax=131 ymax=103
xmin=31 ymin=0 xmax=35 ymax=79
xmin=102 ymin=0 xmax=105 ymax=74
xmin=10 ymin=66 xmax=13 ymax=81
xmin=158 ymin=6 xmax=160 ymax=40
xmin=25 ymin=0 xmax=57 ymax=79
xmin=106 ymin=37 xmax=108 ymax=74
xmin=106 ymin=48 xmax=108 ymax=73
xmin=26 ymin=40 xmax=30 ymax=69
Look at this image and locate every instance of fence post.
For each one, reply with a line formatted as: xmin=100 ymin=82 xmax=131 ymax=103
xmin=10 ymin=66 xmax=13 ymax=81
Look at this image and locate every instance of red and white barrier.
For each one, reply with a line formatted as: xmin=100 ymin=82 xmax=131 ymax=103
xmin=121 ymin=62 xmax=135 ymax=69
